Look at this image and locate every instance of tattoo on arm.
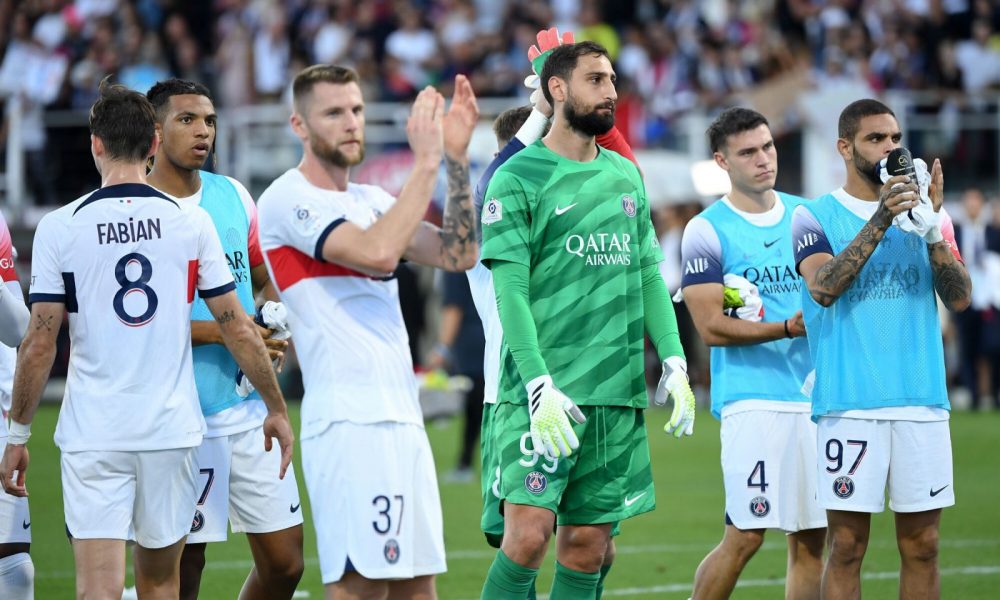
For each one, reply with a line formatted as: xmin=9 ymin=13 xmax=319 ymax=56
xmin=216 ymin=310 xmax=237 ymax=325
xmin=811 ymin=215 xmax=890 ymax=304
xmin=34 ymin=314 xmax=53 ymax=332
xmin=928 ymin=242 xmax=972 ymax=308
xmin=438 ymin=156 xmax=475 ymax=270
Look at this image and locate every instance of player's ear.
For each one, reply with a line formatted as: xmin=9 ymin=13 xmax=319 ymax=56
xmin=289 ymin=112 xmax=307 ymax=141
xmin=548 ymin=76 xmax=567 ymax=104
xmin=147 ymin=130 xmax=160 ymax=159
xmin=713 ymin=150 xmax=729 ymax=172
xmin=154 ymin=122 xmax=163 ymax=144
xmin=835 ymin=137 xmax=852 ymax=162
xmin=91 ymin=134 xmax=103 ymax=158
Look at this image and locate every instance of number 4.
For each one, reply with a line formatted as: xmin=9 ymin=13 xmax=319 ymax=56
xmin=747 ymin=460 xmax=768 ymax=492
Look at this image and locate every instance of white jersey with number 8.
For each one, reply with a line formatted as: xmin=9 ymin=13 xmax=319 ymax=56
xmin=28 ymin=183 xmax=235 ymax=452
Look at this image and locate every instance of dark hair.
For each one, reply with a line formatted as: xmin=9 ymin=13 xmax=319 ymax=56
xmin=293 ymin=64 xmax=360 ymax=113
xmin=89 ymin=77 xmax=157 ymax=163
xmin=838 ymin=99 xmax=895 ymax=141
xmin=146 ymin=78 xmax=213 ymax=122
xmin=539 ymin=41 xmax=611 ymax=106
xmin=493 ymin=106 xmax=534 ymax=147
xmin=706 ymin=108 xmax=769 ymax=153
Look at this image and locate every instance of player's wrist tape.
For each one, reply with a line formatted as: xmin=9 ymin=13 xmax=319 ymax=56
xmin=925 ymin=226 xmax=944 ymax=245
xmin=783 ymin=319 xmax=791 ymax=338
xmin=7 ymin=420 xmax=30 ymax=445
xmin=515 ymin=109 xmax=550 ymax=146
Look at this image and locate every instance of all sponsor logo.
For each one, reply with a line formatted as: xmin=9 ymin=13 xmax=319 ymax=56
xmin=384 ymin=538 xmax=400 ymax=564
xmin=796 ymin=232 xmax=819 ymax=252
xmin=525 ymin=471 xmax=547 ymax=495
xmin=749 ymin=496 xmax=770 ymax=518
xmin=621 ymin=194 xmax=636 ymax=217
xmin=833 ymin=476 xmax=855 ymax=499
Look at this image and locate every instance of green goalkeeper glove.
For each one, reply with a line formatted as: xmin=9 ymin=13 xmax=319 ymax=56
xmin=654 ymin=356 xmax=696 ymax=438
xmin=525 ymin=375 xmax=586 ymax=458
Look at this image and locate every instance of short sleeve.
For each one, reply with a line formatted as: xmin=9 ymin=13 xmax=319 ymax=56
xmin=258 ymin=187 xmax=349 ymax=262
xmin=680 ymin=216 xmax=724 ymax=287
xmin=480 ymin=169 xmax=531 ymax=268
xmin=0 ymin=214 xmax=18 ymax=282
xmin=636 ymin=175 xmax=664 ymax=268
xmin=193 ymin=207 xmax=237 ymax=298
xmin=792 ymin=205 xmax=834 ymax=273
xmin=27 ymin=213 xmax=66 ymax=304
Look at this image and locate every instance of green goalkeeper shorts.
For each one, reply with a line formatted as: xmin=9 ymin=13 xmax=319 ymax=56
xmin=480 ymin=403 xmax=623 ymax=546
xmin=491 ymin=403 xmax=655 ymax=526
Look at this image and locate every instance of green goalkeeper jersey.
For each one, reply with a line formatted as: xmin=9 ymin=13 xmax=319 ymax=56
xmin=480 ymin=140 xmax=663 ymax=408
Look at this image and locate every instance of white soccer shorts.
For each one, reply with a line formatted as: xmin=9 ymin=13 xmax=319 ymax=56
xmin=61 ymin=447 xmax=197 ymax=548
xmin=721 ymin=410 xmax=827 ymax=532
xmin=816 ymin=417 xmax=954 ymax=513
xmin=0 ymin=479 xmax=30 ymax=544
xmin=187 ymin=425 xmax=303 ymax=543
xmin=302 ymin=421 xmax=446 ymax=584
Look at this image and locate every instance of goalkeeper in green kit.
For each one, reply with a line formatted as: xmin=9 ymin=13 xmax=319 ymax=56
xmin=478 ymin=40 xmax=697 ymax=600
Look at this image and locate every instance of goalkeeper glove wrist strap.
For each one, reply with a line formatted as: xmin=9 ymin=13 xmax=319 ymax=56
xmin=515 ymin=109 xmax=550 ymax=147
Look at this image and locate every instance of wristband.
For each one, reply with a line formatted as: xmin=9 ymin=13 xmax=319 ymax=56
xmin=925 ymin=226 xmax=944 ymax=245
xmin=783 ymin=319 xmax=792 ymax=338
xmin=514 ymin=109 xmax=550 ymax=146
xmin=7 ymin=420 xmax=30 ymax=445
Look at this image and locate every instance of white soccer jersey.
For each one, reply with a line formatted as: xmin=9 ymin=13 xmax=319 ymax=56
xmin=258 ymin=169 xmax=422 ymax=438
xmin=28 ymin=183 xmax=235 ymax=452
xmin=466 ymin=261 xmax=501 ymax=404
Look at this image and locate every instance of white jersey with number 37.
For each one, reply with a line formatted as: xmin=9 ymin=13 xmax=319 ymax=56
xmin=28 ymin=183 xmax=235 ymax=452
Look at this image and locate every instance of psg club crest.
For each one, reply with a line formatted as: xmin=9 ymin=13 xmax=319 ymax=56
xmin=525 ymin=471 xmax=547 ymax=495
xmin=833 ymin=476 xmax=855 ymax=499
xmin=621 ymin=194 xmax=636 ymax=218
xmin=384 ymin=538 xmax=400 ymax=564
xmin=749 ymin=496 xmax=770 ymax=518
xmin=482 ymin=198 xmax=502 ymax=225
xmin=191 ymin=510 xmax=205 ymax=533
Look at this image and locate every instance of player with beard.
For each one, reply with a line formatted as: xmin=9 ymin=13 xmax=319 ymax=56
xmin=145 ymin=79 xmax=304 ymax=600
xmin=257 ymin=65 xmax=479 ymax=599
xmin=478 ymin=41 xmax=694 ymax=600
xmin=793 ymin=99 xmax=971 ymax=599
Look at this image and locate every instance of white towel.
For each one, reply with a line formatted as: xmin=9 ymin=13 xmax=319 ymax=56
xmin=235 ymin=301 xmax=291 ymax=398
xmin=879 ymin=157 xmax=939 ymax=238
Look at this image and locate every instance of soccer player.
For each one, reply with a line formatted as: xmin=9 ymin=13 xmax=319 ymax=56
xmin=257 ymin=65 xmax=479 ymax=598
xmin=680 ymin=108 xmax=825 ymax=600
xmin=0 ymin=212 xmax=32 ymax=600
xmin=792 ymin=98 xmax=972 ymax=600
xmin=478 ymin=41 xmax=695 ymax=600
xmin=145 ymin=78 xmax=304 ymax=600
xmin=0 ymin=79 xmax=294 ymax=599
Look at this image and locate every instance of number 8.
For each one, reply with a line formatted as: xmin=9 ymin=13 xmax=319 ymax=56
xmin=114 ymin=253 xmax=158 ymax=326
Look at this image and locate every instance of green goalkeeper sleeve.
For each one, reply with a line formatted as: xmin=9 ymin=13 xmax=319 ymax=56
xmin=491 ymin=259 xmax=548 ymax=382
xmin=642 ymin=263 xmax=685 ymax=361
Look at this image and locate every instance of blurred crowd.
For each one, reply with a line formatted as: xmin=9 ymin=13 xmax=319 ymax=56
xmin=1 ymin=0 xmax=999 ymax=417
xmin=2 ymin=0 xmax=1000 ymax=151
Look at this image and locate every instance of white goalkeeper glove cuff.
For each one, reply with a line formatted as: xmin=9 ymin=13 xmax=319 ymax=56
xmin=514 ymin=109 xmax=549 ymax=147
xmin=525 ymin=375 xmax=586 ymax=458
xmin=654 ymin=356 xmax=696 ymax=438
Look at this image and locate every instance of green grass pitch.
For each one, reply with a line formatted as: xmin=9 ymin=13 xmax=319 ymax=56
xmin=24 ymin=404 xmax=1000 ymax=598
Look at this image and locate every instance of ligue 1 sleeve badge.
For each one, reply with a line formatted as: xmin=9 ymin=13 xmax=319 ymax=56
xmin=621 ymin=194 xmax=636 ymax=218
xmin=482 ymin=198 xmax=502 ymax=225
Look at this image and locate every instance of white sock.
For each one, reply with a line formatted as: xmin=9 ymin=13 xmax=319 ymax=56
xmin=0 ymin=552 xmax=34 ymax=600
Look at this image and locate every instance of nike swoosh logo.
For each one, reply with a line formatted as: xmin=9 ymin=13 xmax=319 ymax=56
xmin=554 ymin=203 xmax=578 ymax=216
xmin=22 ymin=520 xmax=30 ymax=529
xmin=290 ymin=503 xmax=301 ymax=513
xmin=929 ymin=485 xmax=949 ymax=497
xmin=623 ymin=492 xmax=646 ymax=507
xmin=764 ymin=238 xmax=781 ymax=248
